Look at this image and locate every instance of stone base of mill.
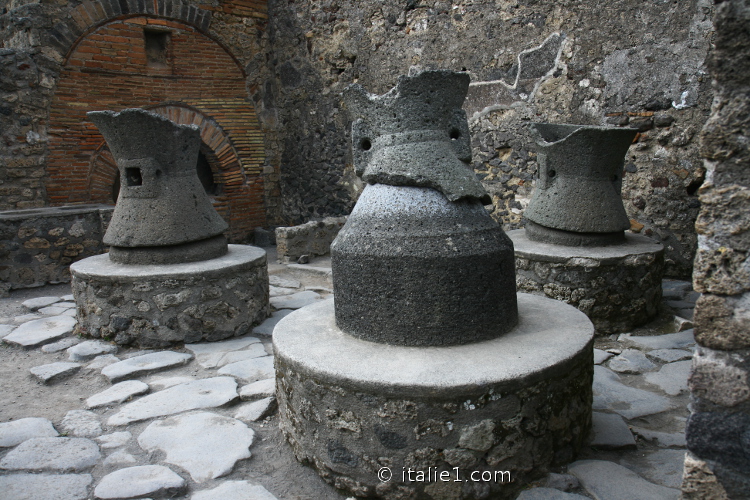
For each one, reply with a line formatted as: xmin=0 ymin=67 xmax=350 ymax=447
xmin=273 ymin=295 xmax=594 ymax=500
xmin=70 ymin=245 xmax=270 ymax=348
xmin=508 ymin=230 xmax=664 ymax=334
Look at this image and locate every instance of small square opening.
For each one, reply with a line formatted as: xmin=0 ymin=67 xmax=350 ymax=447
xmin=144 ymin=29 xmax=170 ymax=68
xmin=125 ymin=167 xmax=143 ymax=186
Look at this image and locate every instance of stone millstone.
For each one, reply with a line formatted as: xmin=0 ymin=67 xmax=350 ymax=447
xmin=87 ymin=108 xmax=228 ymax=264
xmin=524 ymin=123 xmax=637 ymax=241
xmin=332 ymin=183 xmax=517 ymax=346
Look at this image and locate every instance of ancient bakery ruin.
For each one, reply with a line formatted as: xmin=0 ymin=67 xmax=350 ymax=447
xmin=0 ymin=1 xmax=748 ymax=499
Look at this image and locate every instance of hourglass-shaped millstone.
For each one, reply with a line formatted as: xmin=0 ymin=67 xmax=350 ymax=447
xmin=332 ymin=70 xmax=518 ymax=346
xmin=88 ymin=109 xmax=228 ymax=264
xmin=523 ymin=123 xmax=639 ymax=246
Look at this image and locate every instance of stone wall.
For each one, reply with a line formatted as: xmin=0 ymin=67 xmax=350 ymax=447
xmin=683 ymin=0 xmax=750 ymax=497
xmin=275 ymin=216 xmax=346 ymax=263
xmin=0 ymin=204 xmax=112 ymax=296
xmin=261 ymin=0 xmax=714 ymax=277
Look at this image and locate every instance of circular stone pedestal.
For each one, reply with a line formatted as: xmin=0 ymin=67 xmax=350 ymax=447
xmin=70 ymin=245 xmax=269 ymax=348
xmin=274 ymin=295 xmax=594 ymax=500
xmin=508 ymin=230 xmax=664 ymax=334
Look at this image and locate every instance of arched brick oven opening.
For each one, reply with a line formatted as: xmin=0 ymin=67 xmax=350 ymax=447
xmin=46 ymin=14 xmax=267 ymax=242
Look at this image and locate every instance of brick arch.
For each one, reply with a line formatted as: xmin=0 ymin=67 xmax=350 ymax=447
xmin=46 ymin=15 xmax=267 ymax=241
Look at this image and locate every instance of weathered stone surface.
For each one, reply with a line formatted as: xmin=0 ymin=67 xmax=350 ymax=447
xmin=102 ymin=450 xmax=137 ymax=467
xmin=511 ymin=230 xmax=664 ymax=334
xmin=568 ymin=460 xmax=680 ymax=500
xmin=275 ymin=217 xmax=346 ymax=263
xmin=0 ymin=473 xmax=92 ymax=500
xmin=589 ymin=412 xmax=636 ymax=449
xmin=631 ymin=427 xmax=687 ymax=448
xmin=4 ymin=315 xmax=77 ymax=347
xmin=87 ymin=380 xmax=150 ymax=408
xmin=95 ymin=432 xmax=132 ymax=449
xmin=524 ymin=123 xmax=636 ymax=238
xmin=67 ymin=340 xmax=117 ymax=362
xmin=108 ymin=377 xmax=238 ymax=426
xmin=690 ymin=346 xmax=750 ymax=407
xmin=622 ymin=449 xmax=687 ymax=489
xmin=544 ymin=473 xmax=580 ymax=491
xmin=234 ymin=397 xmax=276 ymax=422
xmin=22 ymin=296 xmax=62 ymax=311
xmin=218 ymin=356 xmax=275 ymax=383
xmin=13 ymin=314 xmax=43 ymax=324
xmin=38 ymin=306 xmax=71 ymax=316
xmin=269 ymin=275 xmax=301 ymax=289
xmin=646 ymin=349 xmax=693 ymax=363
xmin=619 ymin=331 xmax=695 ymax=350
xmin=516 ymin=488 xmax=590 ymax=500
xmin=138 ymin=411 xmax=255 ymax=482
xmin=692 ymin=293 xmax=750 ymax=350
xmin=148 ymin=376 xmax=194 ymax=389
xmin=184 ymin=337 xmax=260 ymax=357
xmin=0 ymin=437 xmax=100 ymax=472
xmin=0 ymin=324 xmax=15 ymax=338
xmin=30 ymin=362 xmax=81 ymax=384
xmin=240 ymin=378 xmax=276 ymax=400
xmin=85 ymin=355 xmax=120 ymax=372
xmin=594 ymin=348 xmax=613 ymax=365
xmin=191 ymin=480 xmax=279 ymax=500
xmin=41 ymin=337 xmax=81 ymax=353
xmin=101 ymin=351 xmax=193 ymax=383
xmin=0 ymin=418 xmax=58 ymax=447
xmin=593 ymin=366 xmax=674 ymax=419
xmin=61 ymin=410 xmax=102 ymax=438
xmin=193 ymin=343 xmax=268 ymax=369
xmin=608 ymin=349 xmax=657 ymax=374
xmin=644 ymin=360 xmax=692 ymax=396
xmin=94 ymin=465 xmax=186 ymax=499
xmin=252 ymin=309 xmax=294 ymax=336
xmin=269 ymin=290 xmax=321 ymax=310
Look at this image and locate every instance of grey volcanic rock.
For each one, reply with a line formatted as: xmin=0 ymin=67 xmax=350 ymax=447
xmin=0 ymin=418 xmax=58 ymax=447
xmin=608 ymin=349 xmax=657 ymax=374
xmin=67 ymin=340 xmax=117 ymax=362
xmin=4 ymin=315 xmax=77 ymax=348
xmin=0 ymin=473 xmax=92 ymax=500
xmin=137 ymin=411 xmax=255 ymax=482
xmin=332 ymin=184 xmax=517 ymax=346
xmin=569 ymin=460 xmax=680 ymax=499
xmin=101 ymin=351 xmax=193 ymax=383
xmin=60 ymin=410 xmax=102 ymax=438
xmin=88 ymin=108 xmax=228 ymax=265
xmin=21 ymin=297 xmax=62 ymax=311
xmin=589 ymin=412 xmax=636 ymax=449
xmin=30 ymin=362 xmax=81 ymax=384
xmin=94 ymin=465 xmax=186 ymax=499
xmin=86 ymin=380 xmax=149 ymax=408
xmin=524 ymin=123 xmax=637 ymax=243
xmin=191 ymin=480 xmax=279 ymax=500
xmin=593 ymin=366 xmax=674 ymax=419
xmin=0 ymin=437 xmax=100 ymax=472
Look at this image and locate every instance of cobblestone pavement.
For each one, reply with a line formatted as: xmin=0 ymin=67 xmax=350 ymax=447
xmin=0 ymin=248 xmax=696 ymax=499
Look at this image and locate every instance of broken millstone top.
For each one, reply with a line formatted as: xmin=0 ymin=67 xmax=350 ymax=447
xmin=523 ymin=123 xmax=638 ymax=246
xmin=344 ymin=69 xmax=491 ymax=204
xmin=88 ymin=108 xmax=228 ymax=265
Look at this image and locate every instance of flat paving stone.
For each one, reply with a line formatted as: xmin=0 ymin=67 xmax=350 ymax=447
xmin=96 ymin=432 xmax=132 ymax=449
xmin=608 ymin=349 xmax=657 ymax=374
xmin=234 ymin=397 xmax=276 ymax=422
xmin=94 ymin=465 xmax=186 ymax=499
xmin=38 ymin=306 xmax=71 ymax=316
xmin=568 ymin=459 xmax=680 ymax=500
xmin=631 ymin=427 xmax=687 ymax=448
xmin=61 ymin=294 xmax=75 ymax=301
xmin=218 ymin=355 xmax=275 ymax=383
xmin=594 ymin=348 xmax=613 ymax=365
xmin=593 ymin=366 xmax=674 ymax=419
xmin=269 ymin=285 xmax=297 ymax=297
xmin=674 ymin=316 xmax=694 ymax=332
xmin=619 ymin=331 xmax=695 ymax=350
xmin=269 ymin=290 xmax=321 ymax=310
xmin=57 ymin=301 xmax=76 ymax=308
xmin=102 ymin=449 xmax=137 ymax=466
xmin=191 ymin=480 xmax=279 ymax=500
xmin=590 ymin=412 xmax=636 ymax=449
xmin=646 ymin=349 xmax=693 ymax=363
xmin=101 ymin=351 xmax=193 ymax=383
xmin=13 ymin=313 xmax=43 ymax=324
xmin=68 ymin=340 xmax=118 ymax=362
xmin=147 ymin=376 xmax=194 ymax=389
xmin=62 ymin=309 xmax=77 ymax=317
xmin=61 ymin=410 xmax=102 ymax=438
xmin=4 ymin=315 xmax=77 ymax=348
xmin=0 ymin=324 xmax=16 ymax=338
xmin=107 ymin=377 xmax=238 ymax=426
xmin=0 ymin=473 xmax=92 ymax=500
xmin=87 ymin=380 xmax=150 ymax=408
xmin=0 ymin=417 xmax=58 ymax=447
xmin=30 ymin=362 xmax=81 ymax=384
xmin=184 ymin=337 xmax=260 ymax=357
xmin=643 ymin=360 xmax=692 ymax=396
xmin=85 ymin=355 xmax=120 ymax=372
xmin=252 ymin=309 xmax=294 ymax=337
xmin=194 ymin=343 xmax=268 ymax=369
xmin=240 ymin=378 xmax=276 ymax=400
xmin=0 ymin=437 xmax=100 ymax=472
xmin=138 ymin=411 xmax=255 ymax=482
xmin=22 ymin=296 xmax=62 ymax=311
xmin=269 ymin=275 xmax=301 ymax=289
xmin=516 ymin=488 xmax=590 ymax=500
xmin=626 ymin=449 xmax=687 ymax=489
xmin=41 ymin=337 xmax=81 ymax=353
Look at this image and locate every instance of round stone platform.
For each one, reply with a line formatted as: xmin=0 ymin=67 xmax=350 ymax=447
xmin=70 ymin=245 xmax=270 ymax=348
xmin=508 ymin=230 xmax=664 ymax=334
xmin=274 ymin=294 xmax=594 ymax=499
